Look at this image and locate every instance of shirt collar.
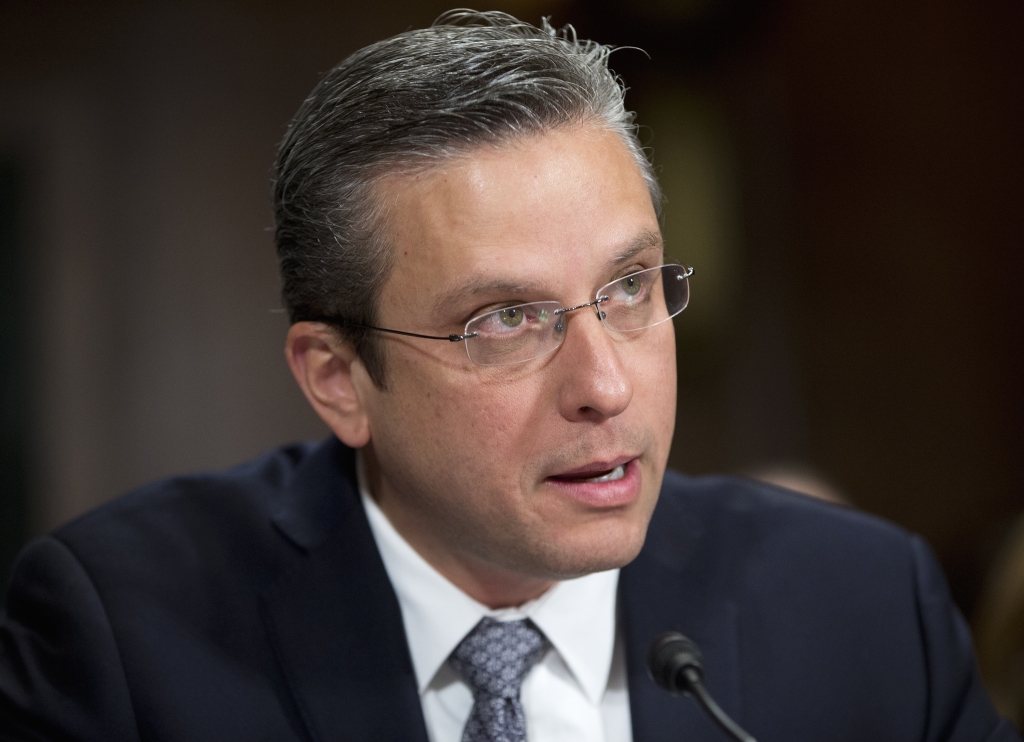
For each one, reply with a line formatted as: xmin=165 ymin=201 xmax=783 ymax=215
xmin=357 ymin=451 xmax=619 ymax=706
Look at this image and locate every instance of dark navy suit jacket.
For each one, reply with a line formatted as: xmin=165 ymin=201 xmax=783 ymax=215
xmin=0 ymin=437 xmax=1017 ymax=741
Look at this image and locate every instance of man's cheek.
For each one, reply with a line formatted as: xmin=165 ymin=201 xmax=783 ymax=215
xmin=636 ymin=346 xmax=676 ymax=408
xmin=461 ymin=383 xmax=540 ymax=437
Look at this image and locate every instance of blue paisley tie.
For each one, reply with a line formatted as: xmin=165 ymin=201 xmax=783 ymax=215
xmin=449 ymin=617 xmax=549 ymax=742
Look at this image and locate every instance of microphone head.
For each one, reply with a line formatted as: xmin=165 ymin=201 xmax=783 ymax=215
xmin=647 ymin=632 xmax=704 ymax=695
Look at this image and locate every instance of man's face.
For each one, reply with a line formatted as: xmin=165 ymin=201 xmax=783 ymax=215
xmin=358 ymin=125 xmax=676 ymax=582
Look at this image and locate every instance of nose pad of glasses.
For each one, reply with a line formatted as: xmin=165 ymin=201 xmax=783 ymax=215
xmin=597 ymin=309 xmax=607 ymax=320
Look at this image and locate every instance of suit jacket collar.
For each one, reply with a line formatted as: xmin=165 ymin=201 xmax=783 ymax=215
xmin=263 ymin=439 xmax=742 ymax=742
xmin=262 ymin=438 xmax=429 ymax=742
xmin=270 ymin=437 xmax=359 ymax=552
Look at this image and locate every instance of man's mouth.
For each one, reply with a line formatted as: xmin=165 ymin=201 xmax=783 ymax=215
xmin=544 ymin=457 xmax=642 ymax=507
xmin=550 ymin=464 xmax=626 ymax=483
xmin=547 ymin=456 xmax=636 ymax=482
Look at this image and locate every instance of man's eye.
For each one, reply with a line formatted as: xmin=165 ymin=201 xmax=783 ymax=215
xmin=472 ymin=305 xmax=536 ymax=335
xmin=611 ymin=274 xmax=646 ymax=299
xmin=620 ymin=276 xmax=642 ymax=296
xmin=499 ymin=307 xmax=525 ymax=328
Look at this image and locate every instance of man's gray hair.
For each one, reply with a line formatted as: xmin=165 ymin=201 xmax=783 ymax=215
xmin=273 ymin=9 xmax=661 ymax=387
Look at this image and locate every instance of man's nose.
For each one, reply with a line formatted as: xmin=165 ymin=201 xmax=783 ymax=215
xmin=555 ymin=309 xmax=633 ymax=422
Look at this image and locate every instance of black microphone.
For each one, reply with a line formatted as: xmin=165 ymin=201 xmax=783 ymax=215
xmin=646 ymin=632 xmax=757 ymax=742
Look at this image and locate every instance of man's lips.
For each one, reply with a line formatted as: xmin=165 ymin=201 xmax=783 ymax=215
xmin=546 ymin=455 xmax=637 ymax=481
xmin=544 ymin=457 xmax=642 ymax=507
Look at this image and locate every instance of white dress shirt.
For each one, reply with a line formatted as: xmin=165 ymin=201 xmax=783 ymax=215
xmin=357 ymin=454 xmax=633 ymax=742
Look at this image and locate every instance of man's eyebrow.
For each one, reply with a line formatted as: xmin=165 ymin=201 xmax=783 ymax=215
xmin=603 ymin=229 xmax=664 ymax=271
xmin=432 ymin=278 xmax=545 ymax=315
xmin=431 ymin=230 xmax=665 ymax=315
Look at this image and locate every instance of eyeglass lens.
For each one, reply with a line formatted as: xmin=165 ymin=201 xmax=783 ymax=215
xmin=463 ymin=264 xmax=690 ymax=366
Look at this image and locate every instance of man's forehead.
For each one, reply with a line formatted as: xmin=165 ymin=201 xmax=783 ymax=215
xmin=377 ymin=125 xmax=662 ymax=322
xmin=382 ymin=127 xmax=649 ymax=226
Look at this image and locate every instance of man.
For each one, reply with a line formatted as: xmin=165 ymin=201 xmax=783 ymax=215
xmin=0 ymin=10 xmax=1016 ymax=742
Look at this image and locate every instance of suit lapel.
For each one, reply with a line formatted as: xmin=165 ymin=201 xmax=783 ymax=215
xmin=621 ymin=475 xmax=744 ymax=742
xmin=261 ymin=439 xmax=429 ymax=742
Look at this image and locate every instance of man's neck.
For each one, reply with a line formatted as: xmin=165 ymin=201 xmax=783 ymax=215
xmin=360 ymin=448 xmax=554 ymax=609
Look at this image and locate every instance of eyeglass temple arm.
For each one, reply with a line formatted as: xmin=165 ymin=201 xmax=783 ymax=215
xmin=317 ymin=317 xmax=477 ymax=343
xmin=365 ymin=325 xmax=478 ymax=342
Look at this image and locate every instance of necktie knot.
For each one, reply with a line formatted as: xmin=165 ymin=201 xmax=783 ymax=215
xmin=450 ymin=618 xmax=548 ymax=698
xmin=449 ymin=617 xmax=548 ymax=742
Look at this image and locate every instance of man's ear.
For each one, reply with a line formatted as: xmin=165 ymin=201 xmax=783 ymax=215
xmin=285 ymin=322 xmax=373 ymax=448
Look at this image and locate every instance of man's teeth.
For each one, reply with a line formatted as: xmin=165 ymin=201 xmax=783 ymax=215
xmin=582 ymin=465 xmax=626 ymax=483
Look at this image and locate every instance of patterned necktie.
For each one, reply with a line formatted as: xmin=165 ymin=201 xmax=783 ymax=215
xmin=448 ymin=617 xmax=549 ymax=742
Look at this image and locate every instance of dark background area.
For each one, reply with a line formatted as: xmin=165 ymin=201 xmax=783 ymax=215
xmin=0 ymin=162 xmax=29 ymax=595
xmin=0 ymin=0 xmax=1020 ymax=628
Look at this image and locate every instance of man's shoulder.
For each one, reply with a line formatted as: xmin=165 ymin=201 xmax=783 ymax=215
xmin=630 ymin=469 xmax=940 ymax=719
xmin=0 ymin=439 xmax=366 ymax=741
xmin=56 ymin=441 xmax=319 ymax=545
xmin=659 ymin=467 xmax=908 ymax=539
xmin=649 ymin=468 xmax=920 ymax=581
xmin=625 ymin=479 xmax=1014 ymax=742
xmin=36 ymin=439 xmax=348 ymax=597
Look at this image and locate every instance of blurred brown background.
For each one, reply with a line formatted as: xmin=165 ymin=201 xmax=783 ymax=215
xmin=0 ymin=0 xmax=1021 ymax=630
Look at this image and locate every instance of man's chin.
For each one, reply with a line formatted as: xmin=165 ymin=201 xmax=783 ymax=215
xmin=514 ymin=521 xmax=651 ymax=581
